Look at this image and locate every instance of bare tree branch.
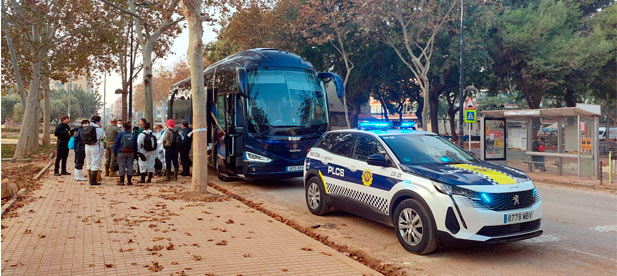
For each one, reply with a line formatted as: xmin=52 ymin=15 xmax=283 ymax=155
xmin=98 ymin=0 xmax=142 ymax=20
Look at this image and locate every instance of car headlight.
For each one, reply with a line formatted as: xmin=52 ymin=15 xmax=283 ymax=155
xmin=432 ymin=181 xmax=481 ymax=201
xmin=244 ymin=151 xmax=272 ymax=163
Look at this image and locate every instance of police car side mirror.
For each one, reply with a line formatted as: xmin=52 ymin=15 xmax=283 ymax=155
xmin=367 ymin=154 xmax=387 ymax=167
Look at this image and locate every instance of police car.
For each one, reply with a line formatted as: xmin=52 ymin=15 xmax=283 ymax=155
xmin=303 ymin=122 xmax=542 ymax=254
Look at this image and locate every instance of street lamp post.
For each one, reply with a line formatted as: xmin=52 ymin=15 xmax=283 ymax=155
xmin=128 ymin=20 xmax=134 ymax=123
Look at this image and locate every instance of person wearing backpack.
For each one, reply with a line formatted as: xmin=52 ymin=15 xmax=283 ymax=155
xmin=114 ymin=122 xmax=138 ymax=185
xmin=54 ymin=115 xmax=72 ymax=176
xmin=161 ymin=119 xmax=180 ymax=181
xmin=137 ymin=122 xmax=157 ymax=183
xmin=83 ymin=115 xmax=106 ymax=185
xmin=72 ymin=120 xmax=90 ymax=181
xmin=179 ymin=121 xmax=193 ymax=176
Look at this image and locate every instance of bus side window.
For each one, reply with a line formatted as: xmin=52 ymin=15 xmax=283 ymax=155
xmin=216 ymin=96 xmax=226 ymax=129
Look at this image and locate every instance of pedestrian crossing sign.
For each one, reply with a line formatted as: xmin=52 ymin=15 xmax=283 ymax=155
xmin=464 ymin=109 xmax=476 ymax=123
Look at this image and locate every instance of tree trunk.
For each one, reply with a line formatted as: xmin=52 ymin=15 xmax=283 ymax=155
xmin=421 ymin=79 xmax=430 ymax=131
xmin=564 ymin=89 xmax=577 ymax=107
xmin=13 ymin=59 xmax=42 ymax=159
xmin=181 ymin=0 xmax=207 ymax=194
xmin=415 ymin=96 xmax=424 ymax=128
xmin=449 ymin=110 xmax=458 ymax=143
xmin=2 ymin=0 xmax=26 ymax=105
xmin=143 ymin=42 xmax=154 ymax=124
xmin=42 ymin=76 xmax=51 ymax=145
xmin=429 ymin=92 xmax=440 ymax=135
xmin=121 ymin=82 xmax=128 ymax=121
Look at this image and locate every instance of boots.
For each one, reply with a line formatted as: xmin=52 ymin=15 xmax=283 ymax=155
xmin=173 ymin=170 xmax=178 ymax=181
xmin=147 ymin=172 xmax=153 ymax=183
xmin=105 ymin=168 xmax=110 ymax=177
xmin=118 ymin=175 xmax=125 ymax=186
xmin=138 ymin=173 xmax=146 ymax=183
xmin=89 ymin=170 xmax=100 ymax=185
xmin=74 ymin=169 xmax=87 ymax=181
xmin=165 ymin=170 xmax=171 ymax=181
xmin=127 ymin=175 xmax=133 ymax=186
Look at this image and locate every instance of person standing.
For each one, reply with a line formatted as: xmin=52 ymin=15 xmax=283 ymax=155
xmin=83 ymin=115 xmax=106 ymax=185
xmin=161 ymin=119 xmax=180 ymax=181
xmin=114 ymin=122 xmax=138 ymax=185
xmin=104 ymin=119 xmax=121 ymax=176
xmin=154 ymin=124 xmax=166 ymax=176
xmin=72 ymin=120 xmax=90 ymax=181
xmin=179 ymin=121 xmax=193 ymax=176
xmin=137 ymin=118 xmax=147 ymax=136
xmin=54 ymin=115 xmax=72 ymax=176
xmin=137 ymin=122 xmax=157 ymax=183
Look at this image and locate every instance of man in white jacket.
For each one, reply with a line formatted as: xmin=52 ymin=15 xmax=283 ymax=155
xmin=84 ymin=115 xmax=106 ymax=185
xmin=137 ymin=122 xmax=157 ymax=183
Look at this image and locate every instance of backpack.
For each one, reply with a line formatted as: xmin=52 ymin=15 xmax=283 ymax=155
xmin=120 ymin=133 xmax=136 ymax=152
xmin=143 ymin=132 xmax=157 ymax=152
xmin=82 ymin=126 xmax=98 ymax=145
xmin=170 ymin=129 xmax=182 ymax=149
xmin=68 ymin=136 xmax=75 ymax=150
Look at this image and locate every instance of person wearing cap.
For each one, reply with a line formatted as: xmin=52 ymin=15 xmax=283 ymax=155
xmin=161 ymin=119 xmax=180 ymax=181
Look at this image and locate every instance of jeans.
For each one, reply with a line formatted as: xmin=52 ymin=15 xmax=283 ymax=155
xmin=164 ymin=147 xmax=179 ymax=173
xmin=117 ymin=152 xmax=134 ymax=176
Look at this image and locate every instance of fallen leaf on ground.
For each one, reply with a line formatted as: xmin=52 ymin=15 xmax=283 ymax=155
xmin=128 ymin=239 xmax=134 ymax=243
xmin=171 ymin=261 xmax=178 ymax=265
xmin=166 ymin=243 xmax=175 ymax=250
xmin=215 ymin=240 xmax=227 ymax=246
xmin=320 ymin=252 xmax=332 ymax=256
xmin=243 ymin=253 xmax=251 ymax=258
xmin=282 ymin=269 xmax=288 ymax=272
xmin=38 ymin=234 xmax=46 ymax=239
xmin=192 ymin=243 xmax=200 ymax=247
xmin=81 ymin=218 xmax=89 ymax=222
xmin=104 ymin=264 xmax=114 ymax=268
xmin=130 ymin=206 xmax=137 ymax=209
xmin=184 ymin=232 xmax=191 ymax=236
xmin=148 ymin=261 xmax=163 ymax=272
xmin=89 ymin=264 xmax=95 ymax=267
xmin=301 ymin=247 xmax=313 ymax=251
xmin=192 ymin=255 xmax=202 ymax=261
xmin=23 ymin=229 xmax=32 ymax=234
xmin=225 ymin=219 xmax=234 ymax=224
xmin=119 ymin=248 xmax=134 ymax=252
xmin=94 ymin=218 xmax=101 ymax=223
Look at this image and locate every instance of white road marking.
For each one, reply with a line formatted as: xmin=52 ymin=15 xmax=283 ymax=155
xmin=521 ymin=234 xmax=563 ymax=244
xmin=567 ymin=248 xmax=616 ymax=261
xmin=592 ymin=225 xmax=617 ymax=233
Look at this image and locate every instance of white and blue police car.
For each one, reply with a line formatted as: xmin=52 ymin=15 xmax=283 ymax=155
xmin=303 ymin=122 xmax=542 ymax=254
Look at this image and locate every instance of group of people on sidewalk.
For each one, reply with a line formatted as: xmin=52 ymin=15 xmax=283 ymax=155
xmin=53 ymin=115 xmax=193 ymax=186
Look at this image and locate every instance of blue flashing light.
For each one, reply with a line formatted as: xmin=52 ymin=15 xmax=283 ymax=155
xmin=400 ymin=121 xmax=415 ymax=128
xmin=358 ymin=121 xmax=391 ymax=129
xmin=481 ymin=193 xmax=491 ymax=203
xmin=532 ymin=188 xmax=537 ymax=197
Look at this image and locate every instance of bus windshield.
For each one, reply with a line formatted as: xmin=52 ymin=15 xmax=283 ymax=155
xmin=247 ymin=67 xmax=328 ymax=132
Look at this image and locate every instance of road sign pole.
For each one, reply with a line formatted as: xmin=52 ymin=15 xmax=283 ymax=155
xmin=469 ymin=122 xmax=471 ymax=151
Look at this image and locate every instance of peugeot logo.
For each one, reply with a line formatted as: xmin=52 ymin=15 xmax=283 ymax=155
xmin=513 ymin=194 xmax=520 ymax=205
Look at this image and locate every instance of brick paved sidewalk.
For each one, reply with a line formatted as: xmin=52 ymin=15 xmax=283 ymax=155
xmin=1 ymin=154 xmax=378 ymax=276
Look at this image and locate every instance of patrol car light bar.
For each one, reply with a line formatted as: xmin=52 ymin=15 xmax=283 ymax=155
xmin=358 ymin=121 xmax=391 ymax=129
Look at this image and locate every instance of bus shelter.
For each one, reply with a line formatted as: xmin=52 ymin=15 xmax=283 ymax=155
xmin=480 ymin=104 xmax=601 ymax=179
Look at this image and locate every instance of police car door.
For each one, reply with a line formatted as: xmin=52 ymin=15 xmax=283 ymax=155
xmin=319 ymin=132 xmax=356 ymax=198
xmin=347 ymin=134 xmax=401 ymax=217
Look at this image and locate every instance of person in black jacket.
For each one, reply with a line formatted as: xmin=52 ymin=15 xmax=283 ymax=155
xmin=179 ymin=121 xmax=193 ymax=176
xmin=54 ymin=115 xmax=72 ymax=176
xmin=72 ymin=120 xmax=90 ymax=181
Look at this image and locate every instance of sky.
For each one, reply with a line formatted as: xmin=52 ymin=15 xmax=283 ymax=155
xmin=98 ymin=22 xmax=219 ymax=109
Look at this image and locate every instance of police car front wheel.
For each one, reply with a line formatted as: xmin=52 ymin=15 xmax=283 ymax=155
xmin=305 ymin=176 xmax=329 ymax=216
xmin=394 ymin=199 xmax=439 ymax=255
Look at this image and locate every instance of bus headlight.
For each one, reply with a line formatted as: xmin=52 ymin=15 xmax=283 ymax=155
xmin=244 ymin=151 xmax=272 ymax=163
xmin=432 ymin=181 xmax=480 ymax=201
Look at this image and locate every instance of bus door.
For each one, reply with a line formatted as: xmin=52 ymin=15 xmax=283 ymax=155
xmin=226 ymin=93 xmax=244 ymax=174
xmin=213 ymin=91 xmax=227 ymax=172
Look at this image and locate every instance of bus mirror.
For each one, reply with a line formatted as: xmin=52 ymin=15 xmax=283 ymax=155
xmin=237 ymin=67 xmax=249 ymax=97
xmin=318 ymin=72 xmax=345 ymax=98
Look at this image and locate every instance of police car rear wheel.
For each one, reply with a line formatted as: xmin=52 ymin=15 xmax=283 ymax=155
xmin=394 ymin=199 xmax=439 ymax=255
xmin=306 ymin=177 xmax=328 ymax=216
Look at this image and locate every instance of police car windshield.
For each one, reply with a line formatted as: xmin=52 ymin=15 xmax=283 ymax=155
xmin=381 ymin=135 xmax=475 ymax=165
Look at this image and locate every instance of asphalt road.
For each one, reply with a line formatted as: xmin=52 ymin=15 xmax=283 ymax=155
xmin=209 ymin=175 xmax=617 ymax=276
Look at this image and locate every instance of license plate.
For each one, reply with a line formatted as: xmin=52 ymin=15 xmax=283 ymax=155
xmin=286 ymin=165 xmax=303 ymax=172
xmin=504 ymin=211 xmax=533 ymax=224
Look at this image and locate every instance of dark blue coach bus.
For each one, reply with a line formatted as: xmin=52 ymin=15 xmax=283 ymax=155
xmin=168 ymin=48 xmax=344 ymax=181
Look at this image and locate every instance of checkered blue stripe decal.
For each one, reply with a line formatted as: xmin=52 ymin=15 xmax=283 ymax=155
xmin=325 ymin=182 xmax=389 ymax=215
